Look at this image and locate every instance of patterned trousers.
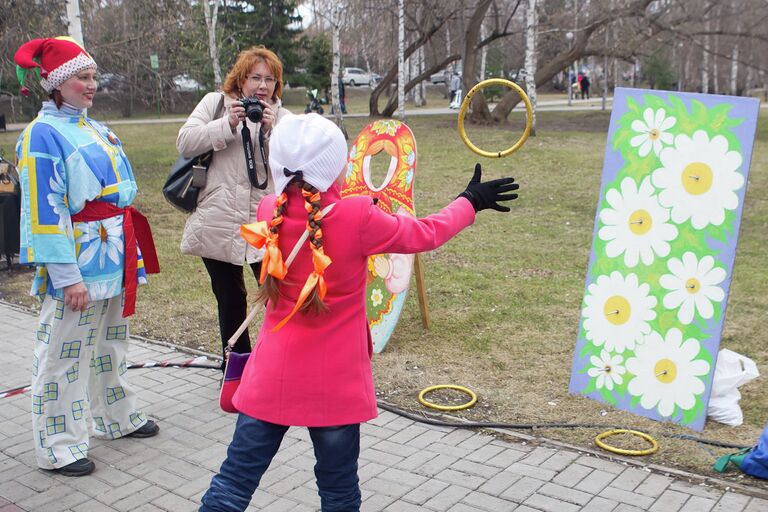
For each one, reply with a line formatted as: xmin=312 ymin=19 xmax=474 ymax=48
xmin=31 ymin=294 xmax=148 ymax=469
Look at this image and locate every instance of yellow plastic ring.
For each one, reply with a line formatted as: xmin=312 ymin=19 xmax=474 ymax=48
xmin=457 ymin=78 xmax=534 ymax=158
xmin=594 ymin=429 xmax=659 ymax=456
xmin=418 ymin=384 xmax=478 ymax=411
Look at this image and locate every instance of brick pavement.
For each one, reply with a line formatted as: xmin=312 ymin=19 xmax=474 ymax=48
xmin=1 ymin=301 xmax=766 ymax=511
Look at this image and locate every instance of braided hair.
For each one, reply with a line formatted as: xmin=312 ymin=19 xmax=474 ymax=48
xmin=256 ymin=191 xmax=287 ymax=306
xmin=256 ymin=181 xmax=329 ymax=315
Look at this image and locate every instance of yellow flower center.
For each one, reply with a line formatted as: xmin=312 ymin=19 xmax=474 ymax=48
xmin=629 ymin=209 xmax=652 ymax=235
xmin=98 ymin=223 xmax=108 ymax=242
xmin=603 ymin=295 xmax=631 ymax=325
xmin=681 ymin=162 xmax=713 ymax=195
xmin=648 ymin=128 xmax=660 ymax=140
xmin=654 ymin=359 xmax=677 ymax=383
xmin=686 ymin=278 xmax=700 ymax=293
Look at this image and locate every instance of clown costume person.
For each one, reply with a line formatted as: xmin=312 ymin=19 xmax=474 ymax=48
xmin=14 ymin=37 xmax=161 ymax=477
xmin=199 ymin=113 xmax=519 ymax=512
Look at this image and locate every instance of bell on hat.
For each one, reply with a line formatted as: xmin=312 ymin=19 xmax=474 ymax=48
xmin=14 ymin=36 xmax=97 ymax=96
xmin=269 ymin=113 xmax=349 ymax=196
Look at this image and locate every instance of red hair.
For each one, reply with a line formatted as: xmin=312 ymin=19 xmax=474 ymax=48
xmin=223 ymin=46 xmax=283 ymax=99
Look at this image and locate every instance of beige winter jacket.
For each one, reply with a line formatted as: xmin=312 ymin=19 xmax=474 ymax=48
xmin=177 ymin=92 xmax=290 ymax=265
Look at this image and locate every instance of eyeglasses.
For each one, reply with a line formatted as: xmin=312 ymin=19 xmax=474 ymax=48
xmin=246 ymin=75 xmax=277 ymax=86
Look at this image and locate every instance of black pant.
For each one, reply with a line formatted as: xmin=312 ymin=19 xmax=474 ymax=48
xmin=202 ymin=257 xmax=261 ymax=371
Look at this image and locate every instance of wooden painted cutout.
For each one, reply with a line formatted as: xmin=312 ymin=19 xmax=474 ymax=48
xmin=342 ymin=120 xmax=417 ymax=353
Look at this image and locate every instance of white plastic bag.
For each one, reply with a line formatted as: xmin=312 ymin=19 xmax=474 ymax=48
xmin=707 ymin=349 xmax=759 ymax=426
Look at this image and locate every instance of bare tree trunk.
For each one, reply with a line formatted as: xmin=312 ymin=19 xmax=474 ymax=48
xmin=524 ymin=0 xmax=537 ymax=135
xmin=412 ymin=46 xmax=425 ymax=106
xmin=730 ymin=42 xmax=739 ymax=95
xmin=330 ymin=6 xmax=347 ymax=137
xmin=702 ymin=20 xmax=710 ymax=93
xmin=65 ymin=0 xmax=84 ymax=46
xmin=713 ymin=8 xmax=720 ymax=94
xmin=464 ymin=0 xmax=494 ymax=123
xmin=419 ymin=46 xmax=427 ymax=105
xmin=397 ymin=0 xmax=405 ymax=120
xmin=602 ymin=25 xmax=608 ymax=110
xmin=480 ymin=22 xmax=487 ymax=81
xmin=203 ymin=1 xmax=222 ymax=89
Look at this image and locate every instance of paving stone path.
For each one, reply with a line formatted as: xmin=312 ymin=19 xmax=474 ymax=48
xmin=0 ymin=301 xmax=765 ymax=511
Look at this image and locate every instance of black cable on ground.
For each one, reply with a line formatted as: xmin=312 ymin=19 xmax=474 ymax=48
xmin=376 ymin=401 xmax=752 ymax=450
xmin=0 ymin=362 xmax=752 ymax=451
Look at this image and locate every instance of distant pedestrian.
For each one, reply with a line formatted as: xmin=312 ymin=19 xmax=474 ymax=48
xmin=449 ymin=72 xmax=461 ymax=108
xmin=338 ymin=74 xmax=347 ymax=114
xmin=581 ymin=74 xmax=591 ymax=99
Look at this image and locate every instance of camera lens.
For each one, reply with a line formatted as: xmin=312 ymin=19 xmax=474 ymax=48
xmin=245 ymin=102 xmax=264 ymax=123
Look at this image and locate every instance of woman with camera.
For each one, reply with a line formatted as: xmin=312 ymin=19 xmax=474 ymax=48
xmin=177 ymin=46 xmax=290 ymax=370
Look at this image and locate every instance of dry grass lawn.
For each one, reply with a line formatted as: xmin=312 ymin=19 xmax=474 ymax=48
xmin=1 ymin=106 xmax=766 ymax=488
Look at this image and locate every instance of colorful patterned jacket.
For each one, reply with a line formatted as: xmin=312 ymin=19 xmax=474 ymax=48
xmin=16 ymin=101 xmax=147 ymax=300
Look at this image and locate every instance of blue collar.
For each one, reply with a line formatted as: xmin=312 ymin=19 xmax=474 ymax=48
xmin=40 ymin=101 xmax=84 ymax=120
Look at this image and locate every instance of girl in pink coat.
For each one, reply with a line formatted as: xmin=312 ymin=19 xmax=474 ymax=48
xmin=199 ymin=114 xmax=519 ymax=512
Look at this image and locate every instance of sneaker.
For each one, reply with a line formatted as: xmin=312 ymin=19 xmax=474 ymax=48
xmin=54 ymin=458 xmax=95 ymax=477
xmin=126 ymin=420 xmax=159 ymax=438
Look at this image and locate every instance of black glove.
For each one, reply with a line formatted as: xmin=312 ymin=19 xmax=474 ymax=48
xmin=458 ymin=163 xmax=519 ymax=212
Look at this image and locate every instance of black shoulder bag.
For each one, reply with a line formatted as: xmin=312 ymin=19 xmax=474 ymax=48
xmin=163 ymin=93 xmax=225 ymax=213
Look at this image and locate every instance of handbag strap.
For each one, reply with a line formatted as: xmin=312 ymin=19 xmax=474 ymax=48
xmin=225 ymin=202 xmax=336 ymax=349
xmin=213 ymin=93 xmax=225 ymax=120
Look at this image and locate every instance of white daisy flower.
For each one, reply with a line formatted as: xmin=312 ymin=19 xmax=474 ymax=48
xmin=370 ymin=288 xmax=384 ymax=307
xmin=630 ymin=107 xmax=676 ymax=157
xmin=598 ymin=176 xmax=678 ymax=267
xmin=626 ymin=328 xmax=710 ymax=417
xmin=88 ymin=280 xmax=121 ymax=301
xmin=46 ymin=171 xmax=72 ymax=237
xmin=652 ymin=130 xmax=744 ymax=230
xmin=587 ymin=350 xmax=626 ymax=391
xmin=76 ymin=217 xmax=124 ymax=269
xmin=660 ymin=252 xmax=726 ymax=324
xmin=582 ymin=271 xmax=657 ymax=353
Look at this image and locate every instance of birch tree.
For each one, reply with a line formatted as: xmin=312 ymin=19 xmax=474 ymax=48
xmin=329 ymin=4 xmax=347 ymax=137
xmin=397 ymin=0 xmax=405 ymax=120
xmin=523 ymin=0 xmax=537 ymax=136
xmin=202 ymin=1 xmax=222 ymax=89
xmin=701 ymin=19 xmax=710 ymax=93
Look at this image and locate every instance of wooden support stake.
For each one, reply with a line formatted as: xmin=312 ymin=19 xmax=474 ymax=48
xmin=413 ymin=253 xmax=431 ymax=329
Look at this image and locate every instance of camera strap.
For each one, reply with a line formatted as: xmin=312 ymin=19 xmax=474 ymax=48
xmin=241 ymin=123 xmax=269 ymax=190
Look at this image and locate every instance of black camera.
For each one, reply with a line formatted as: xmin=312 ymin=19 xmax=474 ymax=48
xmin=240 ymin=97 xmax=264 ymax=123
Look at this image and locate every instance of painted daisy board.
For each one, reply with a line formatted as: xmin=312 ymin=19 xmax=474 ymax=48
xmin=568 ymin=87 xmax=759 ymax=431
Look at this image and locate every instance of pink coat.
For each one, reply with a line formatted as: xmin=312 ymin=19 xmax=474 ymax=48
xmin=232 ymin=185 xmax=476 ymax=426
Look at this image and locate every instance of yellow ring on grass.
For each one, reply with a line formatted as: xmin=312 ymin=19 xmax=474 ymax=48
xmin=418 ymin=384 xmax=477 ymax=411
xmin=594 ymin=429 xmax=659 ymax=456
xmin=457 ymin=78 xmax=534 ymax=158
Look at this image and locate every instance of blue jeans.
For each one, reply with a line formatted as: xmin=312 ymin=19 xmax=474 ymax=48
xmin=200 ymin=414 xmax=361 ymax=511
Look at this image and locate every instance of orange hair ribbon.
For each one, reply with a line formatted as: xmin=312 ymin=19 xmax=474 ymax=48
xmin=271 ymin=244 xmax=332 ymax=332
xmin=239 ymin=194 xmax=288 ymax=283
xmin=271 ymin=189 xmax=333 ymax=331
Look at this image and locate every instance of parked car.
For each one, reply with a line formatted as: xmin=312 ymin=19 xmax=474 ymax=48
xmin=430 ymin=71 xmax=449 ymax=84
xmin=342 ymin=67 xmax=372 ymax=86
xmin=173 ymin=74 xmax=203 ymax=92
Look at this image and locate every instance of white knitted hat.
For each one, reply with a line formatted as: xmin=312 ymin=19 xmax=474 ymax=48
xmin=269 ymin=113 xmax=348 ymax=196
